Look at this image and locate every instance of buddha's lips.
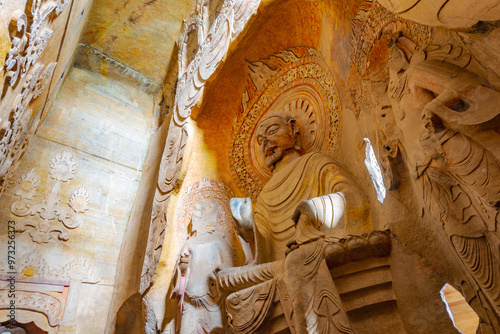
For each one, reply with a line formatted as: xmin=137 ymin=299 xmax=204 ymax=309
xmin=266 ymin=146 xmax=278 ymax=157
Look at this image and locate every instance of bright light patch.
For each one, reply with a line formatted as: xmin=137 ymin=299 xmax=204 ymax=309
xmin=364 ymin=138 xmax=386 ymax=203
xmin=440 ymin=283 xmax=479 ymax=334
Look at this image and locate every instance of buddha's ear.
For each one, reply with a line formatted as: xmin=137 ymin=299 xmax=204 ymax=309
xmin=289 ymin=119 xmax=302 ymax=151
xmin=289 ymin=118 xmax=298 ymax=135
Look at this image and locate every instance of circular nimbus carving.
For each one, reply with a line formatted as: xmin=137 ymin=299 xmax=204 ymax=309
xmin=175 ymin=177 xmax=235 ymax=241
xmin=230 ymin=48 xmax=342 ymax=198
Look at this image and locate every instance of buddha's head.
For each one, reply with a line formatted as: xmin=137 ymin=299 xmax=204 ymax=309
xmin=256 ymin=113 xmax=300 ymax=170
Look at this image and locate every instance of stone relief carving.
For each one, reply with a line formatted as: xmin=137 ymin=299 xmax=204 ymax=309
xmin=350 ymin=2 xmax=500 ymax=328
xmin=0 ymin=247 xmax=100 ymax=284
xmin=235 ymin=112 xmax=370 ymax=263
xmin=170 ymin=198 xmax=234 ymax=334
xmin=10 ymin=150 xmax=91 ymax=244
xmin=230 ymin=47 xmax=342 ymax=198
xmin=174 ymin=177 xmax=236 ymax=241
xmin=0 ymin=0 xmax=70 ymax=196
xmin=177 ymin=0 xmax=218 ymax=75
xmin=350 ymin=0 xmax=431 ymax=77
xmin=0 ymin=247 xmax=98 ymax=331
xmin=219 ymin=193 xmax=392 ymax=333
xmin=140 ymin=123 xmax=191 ymax=294
xmin=213 ymin=103 xmax=380 ymax=332
xmin=0 ymin=290 xmax=63 ymax=327
xmin=377 ymin=0 xmax=500 ymax=30
xmin=141 ymin=0 xmax=262 ymax=293
xmin=385 ymin=32 xmax=500 ymax=321
xmin=174 ymin=0 xmax=261 ymax=124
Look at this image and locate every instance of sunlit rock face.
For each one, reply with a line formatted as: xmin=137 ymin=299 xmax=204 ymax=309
xmin=1 ymin=0 xmax=499 ymax=333
xmin=81 ymin=0 xmax=194 ymax=84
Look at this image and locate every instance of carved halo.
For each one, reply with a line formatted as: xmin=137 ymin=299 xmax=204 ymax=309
xmin=174 ymin=177 xmax=235 ymax=241
xmin=229 ymin=47 xmax=342 ymax=198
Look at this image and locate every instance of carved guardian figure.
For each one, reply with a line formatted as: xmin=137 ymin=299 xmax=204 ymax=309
xmin=386 ymin=33 xmax=500 ymax=328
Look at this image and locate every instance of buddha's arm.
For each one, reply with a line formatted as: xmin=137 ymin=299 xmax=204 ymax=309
xmin=292 ymin=192 xmax=346 ymax=230
xmin=217 ymin=260 xmax=282 ymax=293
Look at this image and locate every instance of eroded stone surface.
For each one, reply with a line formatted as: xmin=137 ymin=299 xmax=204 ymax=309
xmin=2 ymin=0 xmax=499 ymax=332
xmin=81 ymin=0 xmax=195 ymax=84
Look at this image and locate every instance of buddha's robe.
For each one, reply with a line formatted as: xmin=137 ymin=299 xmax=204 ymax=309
xmin=254 ymin=152 xmax=348 ymax=263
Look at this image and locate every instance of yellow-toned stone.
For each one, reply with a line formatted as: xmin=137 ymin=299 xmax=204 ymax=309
xmin=0 ymin=22 xmax=11 ymax=88
xmin=81 ymin=0 xmax=195 ymax=83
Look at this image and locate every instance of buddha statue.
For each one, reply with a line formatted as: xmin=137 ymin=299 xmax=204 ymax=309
xmin=219 ymin=113 xmax=370 ymax=333
xmin=234 ymin=112 xmax=366 ymax=264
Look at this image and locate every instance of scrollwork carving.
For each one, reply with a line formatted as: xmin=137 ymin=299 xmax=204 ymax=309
xmin=174 ymin=0 xmax=261 ymax=124
xmin=140 ymin=123 xmax=191 ymax=294
xmin=0 ymin=290 xmax=63 ymax=327
xmin=0 ymin=247 xmax=100 ymax=283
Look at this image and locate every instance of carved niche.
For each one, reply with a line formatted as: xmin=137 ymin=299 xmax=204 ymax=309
xmin=0 ymin=0 xmax=71 ymax=196
xmin=10 ymin=150 xmax=91 ymax=244
xmin=140 ymin=0 xmax=262 ymax=293
xmin=0 ymin=247 xmax=99 ymax=331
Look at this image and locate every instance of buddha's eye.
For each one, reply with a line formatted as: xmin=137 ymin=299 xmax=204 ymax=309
xmin=268 ymin=126 xmax=279 ymax=135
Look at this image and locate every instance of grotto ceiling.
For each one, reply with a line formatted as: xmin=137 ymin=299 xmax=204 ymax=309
xmin=81 ymin=0 xmax=195 ymax=84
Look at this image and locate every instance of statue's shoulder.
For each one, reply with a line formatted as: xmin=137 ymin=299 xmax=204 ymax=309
xmin=301 ymin=152 xmax=337 ymax=165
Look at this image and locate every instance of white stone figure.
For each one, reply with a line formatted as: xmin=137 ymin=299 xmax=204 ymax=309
xmin=171 ymin=200 xmax=234 ymax=334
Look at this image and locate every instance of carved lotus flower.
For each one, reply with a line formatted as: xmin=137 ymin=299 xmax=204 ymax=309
xmin=49 ymin=151 xmax=78 ymax=182
xmin=14 ymin=168 xmax=41 ymax=199
xmin=69 ymin=186 xmax=90 ymax=213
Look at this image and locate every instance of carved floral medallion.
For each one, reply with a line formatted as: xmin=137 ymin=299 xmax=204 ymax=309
xmin=10 ymin=150 xmax=90 ymax=243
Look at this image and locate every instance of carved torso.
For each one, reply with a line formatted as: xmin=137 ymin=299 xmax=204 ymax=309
xmin=254 ymin=152 xmax=344 ymax=263
xmin=181 ymin=233 xmax=233 ymax=298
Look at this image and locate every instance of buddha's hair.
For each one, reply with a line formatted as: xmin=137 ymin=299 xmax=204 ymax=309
xmin=260 ymin=111 xmax=296 ymax=125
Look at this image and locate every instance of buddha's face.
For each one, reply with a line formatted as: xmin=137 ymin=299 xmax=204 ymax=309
xmin=256 ymin=116 xmax=297 ymax=169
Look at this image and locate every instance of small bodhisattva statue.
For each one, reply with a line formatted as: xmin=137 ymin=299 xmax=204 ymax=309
xmin=171 ymin=200 xmax=233 ymax=334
